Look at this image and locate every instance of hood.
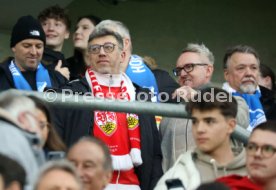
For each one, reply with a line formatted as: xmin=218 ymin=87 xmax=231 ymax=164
xmin=193 ymin=147 xmax=246 ymax=178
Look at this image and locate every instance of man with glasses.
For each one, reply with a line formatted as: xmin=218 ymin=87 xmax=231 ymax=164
xmin=218 ymin=121 xmax=276 ymax=190
xmin=94 ymin=20 xmax=160 ymax=102
xmin=160 ymin=43 xmax=216 ymax=171
xmin=160 ymin=44 xmax=249 ymax=172
xmin=54 ymin=29 xmax=163 ymax=190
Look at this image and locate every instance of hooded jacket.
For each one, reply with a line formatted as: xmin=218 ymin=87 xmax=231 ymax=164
xmin=154 ymin=148 xmax=246 ymax=190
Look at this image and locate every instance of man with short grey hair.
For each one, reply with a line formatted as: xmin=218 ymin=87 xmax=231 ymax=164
xmin=34 ymin=159 xmax=82 ymax=190
xmin=67 ymin=137 xmax=113 ymax=190
xmin=160 ymin=43 xmax=249 ymax=171
xmin=160 ymin=43 xmax=215 ymax=171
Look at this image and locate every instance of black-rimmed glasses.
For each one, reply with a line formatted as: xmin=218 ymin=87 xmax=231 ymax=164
xmin=173 ymin=63 xmax=208 ymax=76
xmin=246 ymin=143 xmax=276 ymax=158
xmin=88 ymin=42 xmax=116 ymax=54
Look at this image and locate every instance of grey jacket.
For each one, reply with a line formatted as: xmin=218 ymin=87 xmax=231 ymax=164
xmin=0 ymin=109 xmax=45 ymax=190
xmin=159 ymin=117 xmax=195 ymax=172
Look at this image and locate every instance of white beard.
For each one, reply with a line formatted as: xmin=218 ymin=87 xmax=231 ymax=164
xmin=240 ymin=83 xmax=257 ymax=94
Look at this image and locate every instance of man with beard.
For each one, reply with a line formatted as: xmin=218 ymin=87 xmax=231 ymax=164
xmin=223 ymin=45 xmax=276 ymax=131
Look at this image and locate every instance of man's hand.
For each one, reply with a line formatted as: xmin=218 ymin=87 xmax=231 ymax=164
xmin=55 ymin=60 xmax=70 ymax=80
xmin=172 ymin=86 xmax=198 ymax=102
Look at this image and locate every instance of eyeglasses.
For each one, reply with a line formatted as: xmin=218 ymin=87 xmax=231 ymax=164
xmin=88 ymin=42 xmax=116 ymax=54
xmin=246 ymin=143 xmax=276 ymax=158
xmin=173 ymin=63 xmax=208 ymax=76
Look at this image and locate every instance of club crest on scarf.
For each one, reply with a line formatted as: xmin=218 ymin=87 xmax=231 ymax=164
xmin=86 ymin=69 xmax=143 ymax=182
xmin=127 ymin=113 xmax=139 ymax=130
xmin=95 ymin=111 xmax=117 ymax=136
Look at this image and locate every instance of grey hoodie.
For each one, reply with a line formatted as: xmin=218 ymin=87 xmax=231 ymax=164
xmin=193 ymin=148 xmax=246 ymax=183
xmin=154 ymin=148 xmax=246 ymax=190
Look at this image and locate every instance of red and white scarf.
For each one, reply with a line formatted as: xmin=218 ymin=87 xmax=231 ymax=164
xmin=85 ymin=69 xmax=143 ymax=172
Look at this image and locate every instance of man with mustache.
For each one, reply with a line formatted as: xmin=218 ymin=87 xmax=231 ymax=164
xmin=222 ymin=45 xmax=276 ymax=131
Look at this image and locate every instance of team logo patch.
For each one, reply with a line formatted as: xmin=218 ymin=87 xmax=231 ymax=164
xmin=127 ymin=113 xmax=139 ymax=129
xmin=95 ymin=111 xmax=117 ymax=136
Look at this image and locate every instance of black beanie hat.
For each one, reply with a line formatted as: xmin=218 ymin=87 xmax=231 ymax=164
xmin=10 ymin=15 xmax=46 ymax=48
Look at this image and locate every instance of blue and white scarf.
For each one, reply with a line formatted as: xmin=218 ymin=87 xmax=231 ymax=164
xmin=126 ymin=55 xmax=159 ymax=102
xmin=222 ymin=82 xmax=266 ymax=131
xmin=9 ymin=60 xmax=52 ymax=92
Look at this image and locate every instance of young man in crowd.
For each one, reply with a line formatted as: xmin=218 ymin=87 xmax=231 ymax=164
xmin=154 ymin=87 xmax=246 ymax=190
xmin=38 ymin=4 xmax=71 ymax=79
xmin=218 ymin=121 xmax=276 ymax=190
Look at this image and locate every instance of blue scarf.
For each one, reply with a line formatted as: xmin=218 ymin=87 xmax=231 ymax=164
xmin=126 ymin=55 xmax=159 ymax=102
xmin=232 ymin=90 xmax=266 ymax=131
xmin=9 ymin=60 xmax=52 ymax=92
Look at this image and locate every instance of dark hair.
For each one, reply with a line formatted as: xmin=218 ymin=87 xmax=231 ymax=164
xmin=260 ymin=64 xmax=276 ymax=90
xmin=223 ymin=45 xmax=260 ymax=69
xmin=88 ymin=28 xmax=124 ymax=50
xmin=38 ymin=4 xmax=71 ymax=30
xmin=76 ymin=15 xmax=101 ymax=27
xmin=28 ymin=96 xmax=67 ymax=151
xmin=252 ymin=121 xmax=276 ymax=134
xmin=70 ymin=15 xmax=102 ymax=77
xmin=71 ymin=136 xmax=113 ymax=171
xmin=196 ymin=181 xmax=230 ymax=190
xmin=186 ymin=87 xmax=237 ymax=118
xmin=0 ymin=154 xmax=26 ymax=189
